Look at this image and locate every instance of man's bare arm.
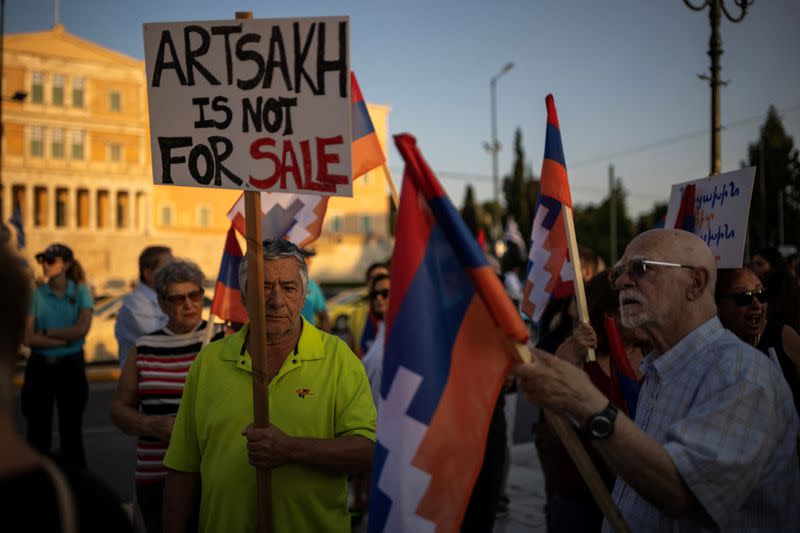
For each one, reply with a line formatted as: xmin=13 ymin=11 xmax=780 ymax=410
xmin=243 ymin=425 xmax=374 ymax=473
xmin=163 ymin=469 xmax=200 ymax=533
xmin=516 ymin=353 xmax=698 ymax=517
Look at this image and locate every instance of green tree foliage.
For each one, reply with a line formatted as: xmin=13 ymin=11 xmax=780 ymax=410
xmin=571 ymin=181 xmax=636 ymax=266
xmin=743 ymin=106 xmax=800 ymax=248
xmin=502 ymin=128 xmax=539 ymax=237
xmin=635 ymin=202 xmax=668 ymax=234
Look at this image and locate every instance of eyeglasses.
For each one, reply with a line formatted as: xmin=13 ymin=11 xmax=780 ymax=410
xmin=164 ymin=288 xmax=204 ymax=305
xmin=608 ymin=258 xmax=695 ymax=288
xmin=727 ymin=288 xmax=768 ymax=307
xmin=370 ymin=289 xmax=390 ymax=300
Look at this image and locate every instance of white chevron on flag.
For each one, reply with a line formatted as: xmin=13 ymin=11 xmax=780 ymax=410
xmin=375 ymin=366 xmax=435 ymax=532
xmin=260 ymin=192 xmax=324 ymax=245
xmin=525 ymin=204 xmax=558 ymax=321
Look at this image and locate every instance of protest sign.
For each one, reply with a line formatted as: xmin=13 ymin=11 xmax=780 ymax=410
xmin=143 ymin=16 xmax=352 ymax=197
xmin=664 ymin=167 xmax=756 ymax=268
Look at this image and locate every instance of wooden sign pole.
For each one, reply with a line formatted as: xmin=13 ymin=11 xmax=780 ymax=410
xmin=236 ymin=13 xmax=272 ymax=533
xmin=561 ymin=205 xmax=595 ymax=362
xmin=381 ymin=163 xmax=400 ymax=208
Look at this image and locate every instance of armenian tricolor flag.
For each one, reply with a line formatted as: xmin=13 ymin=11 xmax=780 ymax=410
xmin=604 ymin=316 xmax=642 ymax=417
xmin=522 ymin=94 xmax=575 ymax=323
xmin=210 ymin=226 xmax=248 ymax=324
xmin=227 ymin=72 xmax=386 ymax=246
xmin=368 ymin=133 xmax=528 ymax=532
xmin=674 ymin=183 xmax=697 ymax=231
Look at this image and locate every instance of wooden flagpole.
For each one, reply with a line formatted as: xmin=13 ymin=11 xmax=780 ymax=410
xmin=381 ymin=163 xmax=400 ymax=209
xmin=561 ymin=205 xmax=595 ymax=362
xmin=515 ymin=345 xmax=630 ymax=532
xmin=236 ymin=13 xmax=272 ymax=533
xmin=542 ymin=410 xmax=630 ymax=532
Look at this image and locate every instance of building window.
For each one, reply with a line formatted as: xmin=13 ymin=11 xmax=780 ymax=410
xmin=331 ymin=215 xmax=342 ymax=233
xmin=30 ymin=127 xmax=45 ymax=157
xmin=109 ymin=91 xmax=121 ymax=112
xmin=116 ymin=191 xmax=129 ymax=229
xmin=198 ymin=206 xmax=211 ymax=228
xmin=34 ymin=187 xmax=48 ymax=227
xmin=109 ymin=143 xmax=122 ymax=162
xmin=96 ymin=190 xmax=109 ymax=229
xmin=71 ymin=130 xmax=85 ymax=160
xmin=52 ymin=129 xmax=65 ymax=159
xmin=32 ymin=72 xmax=44 ymax=103
xmin=56 ymin=188 xmax=68 ymax=228
xmin=160 ymin=205 xmax=173 ymax=227
xmin=72 ymin=78 xmax=84 ymax=108
xmin=76 ymin=189 xmax=89 ymax=228
xmin=52 ymin=75 xmax=65 ymax=106
xmin=361 ymin=216 xmax=372 ymax=234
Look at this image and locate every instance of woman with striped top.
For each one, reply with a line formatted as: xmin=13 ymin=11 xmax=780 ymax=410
xmin=110 ymin=259 xmax=222 ymax=533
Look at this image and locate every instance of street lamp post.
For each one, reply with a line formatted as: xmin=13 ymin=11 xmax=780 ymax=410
xmin=484 ymin=62 xmax=514 ymax=204
xmin=683 ymin=0 xmax=752 ymax=176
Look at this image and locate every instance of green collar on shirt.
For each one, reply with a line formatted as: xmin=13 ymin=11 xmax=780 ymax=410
xmin=219 ymin=317 xmax=326 ymax=373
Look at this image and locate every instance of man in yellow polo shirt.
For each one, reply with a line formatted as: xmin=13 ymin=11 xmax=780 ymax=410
xmin=162 ymin=240 xmax=376 ymax=533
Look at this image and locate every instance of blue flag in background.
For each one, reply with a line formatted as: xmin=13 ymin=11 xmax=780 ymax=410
xmin=9 ymin=204 xmax=25 ymax=250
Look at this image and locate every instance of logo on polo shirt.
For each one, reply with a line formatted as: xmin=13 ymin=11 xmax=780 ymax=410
xmin=296 ymin=388 xmax=314 ymax=398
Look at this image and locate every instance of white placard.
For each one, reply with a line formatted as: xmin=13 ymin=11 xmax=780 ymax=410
xmin=664 ymin=167 xmax=756 ymax=268
xmin=143 ymin=17 xmax=352 ymax=197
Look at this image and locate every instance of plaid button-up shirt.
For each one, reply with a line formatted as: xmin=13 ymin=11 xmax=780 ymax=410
xmin=603 ymin=317 xmax=800 ymax=532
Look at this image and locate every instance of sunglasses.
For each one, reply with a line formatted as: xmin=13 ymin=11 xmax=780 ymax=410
xmin=164 ymin=288 xmax=204 ymax=305
xmin=727 ymin=288 xmax=768 ymax=307
xmin=370 ymin=289 xmax=390 ymax=300
xmin=38 ymin=256 xmax=62 ymax=265
xmin=608 ymin=258 xmax=695 ymax=288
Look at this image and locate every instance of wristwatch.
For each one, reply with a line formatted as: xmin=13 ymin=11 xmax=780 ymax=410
xmin=585 ymin=402 xmax=618 ymax=439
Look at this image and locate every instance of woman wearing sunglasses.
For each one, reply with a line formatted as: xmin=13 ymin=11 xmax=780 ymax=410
xmin=715 ymin=267 xmax=800 ymax=415
xmin=22 ymin=243 xmax=93 ymax=470
xmin=110 ymin=259 xmax=223 ymax=533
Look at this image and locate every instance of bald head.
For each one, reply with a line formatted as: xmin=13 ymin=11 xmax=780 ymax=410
xmin=618 ymin=229 xmax=718 ymax=352
xmin=625 ymin=229 xmax=716 ymax=296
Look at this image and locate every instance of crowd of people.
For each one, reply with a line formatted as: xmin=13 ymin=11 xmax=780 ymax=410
xmin=1 ymin=227 xmax=799 ymax=531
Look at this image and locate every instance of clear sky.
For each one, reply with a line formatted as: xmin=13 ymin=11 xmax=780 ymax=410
xmin=7 ymin=0 xmax=800 ymax=217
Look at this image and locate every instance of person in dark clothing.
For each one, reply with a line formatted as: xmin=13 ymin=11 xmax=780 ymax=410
xmin=0 ymin=243 xmax=132 ymax=532
xmin=22 ymin=243 xmax=93 ymax=469
xmin=461 ymin=391 xmax=507 ymax=532
xmin=716 ymin=267 xmax=800 ymax=415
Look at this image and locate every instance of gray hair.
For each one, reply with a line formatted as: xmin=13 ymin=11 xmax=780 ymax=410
xmin=239 ymin=239 xmax=308 ymax=300
xmin=153 ymin=259 xmax=205 ymax=298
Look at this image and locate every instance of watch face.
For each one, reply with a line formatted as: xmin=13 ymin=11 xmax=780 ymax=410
xmin=589 ymin=416 xmax=612 ymax=438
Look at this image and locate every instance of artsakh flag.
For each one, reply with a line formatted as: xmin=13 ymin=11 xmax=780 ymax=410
xmin=210 ymin=226 xmax=248 ymax=324
xmin=604 ymin=316 xmax=642 ymax=418
xmin=522 ymin=94 xmax=574 ymax=323
xmin=674 ymin=183 xmax=696 ymax=232
xmin=368 ymin=134 xmax=528 ymax=532
xmin=227 ymin=72 xmax=386 ymax=245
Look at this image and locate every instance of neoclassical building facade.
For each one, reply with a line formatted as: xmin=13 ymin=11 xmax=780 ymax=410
xmin=2 ymin=25 xmax=392 ymax=288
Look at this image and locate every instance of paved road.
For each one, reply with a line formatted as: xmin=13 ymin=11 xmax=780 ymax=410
xmin=13 ymin=382 xmax=546 ymax=531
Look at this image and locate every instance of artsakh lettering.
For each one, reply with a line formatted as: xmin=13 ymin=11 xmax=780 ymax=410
xmin=144 ymin=17 xmax=351 ymax=195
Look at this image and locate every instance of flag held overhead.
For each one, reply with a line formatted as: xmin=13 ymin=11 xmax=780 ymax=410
xmin=522 ymin=94 xmax=575 ymax=323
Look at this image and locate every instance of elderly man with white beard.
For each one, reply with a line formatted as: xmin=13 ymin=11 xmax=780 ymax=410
xmin=517 ymin=229 xmax=800 ymax=532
